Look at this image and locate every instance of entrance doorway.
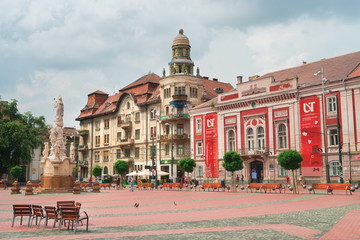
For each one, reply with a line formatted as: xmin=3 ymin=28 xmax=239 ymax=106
xmin=250 ymin=161 xmax=263 ymax=183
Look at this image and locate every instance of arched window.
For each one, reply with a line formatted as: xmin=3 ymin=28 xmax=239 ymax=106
xmin=257 ymin=127 xmax=265 ymax=150
xmin=228 ymin=130 xmax=236 ymax=152
xmin=104 ymin=166 xmax=108 ymax=175
xmin=278 ymin=124 xmax=287 ymax=149
xmin=127 ymin=102 xmax=130 ymax=109
xmin=247 ymin=128 xmax=254 ymax=150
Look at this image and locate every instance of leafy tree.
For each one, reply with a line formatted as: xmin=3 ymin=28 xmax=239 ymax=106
xmin=114 ymin=160 xmax=129 ymax=188
xmin=0 ymin=98 xmax=47 ymax=174
xmin=222 ymin=151 xmax=243 ymax=191
xmin=277 ymin=150 xmax=303 ymax=194
xmin=92 ymin=165 xmax=102 ymax=181
xmin=178 ymin=158 xmax=196 ymax=183
xmin=10 ymin=165 xmax=23 ymax=181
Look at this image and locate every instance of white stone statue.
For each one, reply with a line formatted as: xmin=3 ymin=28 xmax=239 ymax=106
xmin=70 ymin=142 xmax=75 ymax=160
xmin=42 ymin=142 xmax=49 ymax=158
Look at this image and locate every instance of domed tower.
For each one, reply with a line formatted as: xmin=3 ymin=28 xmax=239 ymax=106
xmin=169 ymin=29 xmax=194 ymax=75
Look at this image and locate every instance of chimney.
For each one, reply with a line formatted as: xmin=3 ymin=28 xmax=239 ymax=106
xmin=213 ymin=78 xmax=218 ymax=82
xmin=237 ymin=76 xmax=243 ymax=84
xmin=248 ymin=75 xmax=260 ymax=81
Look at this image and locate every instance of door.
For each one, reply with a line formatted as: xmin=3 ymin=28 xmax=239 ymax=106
xmin=250 ymin=161 xmax=263 ymax=183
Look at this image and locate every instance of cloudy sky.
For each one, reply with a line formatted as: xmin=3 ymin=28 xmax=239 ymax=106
xmin=1 ymin=0 xmax=360 ymax=128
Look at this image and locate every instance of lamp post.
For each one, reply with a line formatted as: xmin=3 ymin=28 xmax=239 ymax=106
xmin=314 ymin=67 xmax=330 ymax=183
xmin=335 ymin=95 xmax=343 ymax=183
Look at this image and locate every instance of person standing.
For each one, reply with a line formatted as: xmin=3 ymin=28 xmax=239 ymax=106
xmin=241 ymin=174 xmax=244 ymax=185
xmin=286 ymin=175 xmax=290 ymax=185
xmin=184 ymin=176 xmax=188 ymax=186
xmin=236 ymin=175 xmax=240 ymax=184
xmin=299 ymin=174 xmax=305 ymax=186
xmin=130 ymin=177 xmax=134 ymax=192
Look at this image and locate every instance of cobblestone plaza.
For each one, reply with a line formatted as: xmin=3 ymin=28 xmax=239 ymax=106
xmin=1 ymin=188 xmax=359 ymax=239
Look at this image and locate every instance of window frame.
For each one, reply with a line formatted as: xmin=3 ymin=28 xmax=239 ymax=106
xmin=227 ymin=129 xmax=236 ymax=152
xmin=278 ymin=123 xmax=288 ymax=149
xmin=177 ymin=144 xmax=184 ymax=155
xmin=196 ymin=141 xmax=203 ymax=156
xmin=330 ymin=161 xmax=340 ymax=176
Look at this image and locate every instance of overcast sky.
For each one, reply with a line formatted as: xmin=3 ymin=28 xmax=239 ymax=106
xmin=1 ymin=0 xmax=360 ymax=128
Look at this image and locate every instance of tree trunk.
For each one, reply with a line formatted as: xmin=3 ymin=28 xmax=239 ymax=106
xmin=120 ymin=175 xmax=123 ymax=190
xmin=292 ymin=170 xmax=297 ymax=194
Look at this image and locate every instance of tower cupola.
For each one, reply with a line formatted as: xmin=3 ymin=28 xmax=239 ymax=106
xmin=169 ymin=29 xmax=194 ymax=75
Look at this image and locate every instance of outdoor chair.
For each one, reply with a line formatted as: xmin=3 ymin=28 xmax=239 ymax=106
xmin=43 ymin=206 xmax=60 ymax=231
xmin=12 ymin=204 xmax=32 ymax=227
xmin=30 ymin=205 xmax=45 ymax=228
xmin=58 ymin=206 xmax=89 ymax=232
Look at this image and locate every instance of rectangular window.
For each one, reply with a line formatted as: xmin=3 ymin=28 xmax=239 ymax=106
xmin=177 ymin=124 xmax=184 ymax=135
xmin=103 ymin=151 xmax=109 ymax=162
xmin=329 ymin=129 xmax=338 ymax=146
xmin=175 ymin=87 xmax=178 ymax=95
xmin=177 ymin=144 xmax=184 ymax=155
xmin=182 ymin=87 xmax=186 ymax=94
xmin=177 ymin=107 xmax=184 ymax=115
xmin=117 ymin=132 xmax=122 ymax=141
xmin=116 ymin=149 xmax=121 ymax=159
xmin=135 ymin=112 xmax=140 ymax=122
xmin=95 ymin=136 xmax=100 ymax=146
xmin=95 ymin=121 xmax=100 ymax=130
xmin=104 ymin=119 xmax=110 ymax=129
xmin=135 ymin=129 xmax=140 ymax=140
xmin=135 ymin=147 xmax=140 ymax=158
xmin=117 ymin=116 xmax=122 ymax=126
xmin=124 ymin=149 xmax=130 ymax=158
xmin=327 ymin=96 xmax=337 ymax=114
xmin=166 ymin=106 xmax=169 ymax=115
xmin=330 ymin=161 xmax=340 ymax=176
xmin=196 ymin=166 xmax=203 ymax=177
xmin=196 ymin=141 xmax=203 ymax=155
xmin=196 ymin=118 xmax=202 ymax=134
xmin=95 ymin=151 xmax=100 ymax=161
xmin=278 ymin=166 xmax=287 ymax=177
xmin=165 ymin=144 xmax=170 ymax=155
xmin=126 ymin=114 xmax=131 ymax=122
xmin=151 ymin=127 xmax=156 ymax=138
xmin=104 ymin=134 xmax=109 ymax=144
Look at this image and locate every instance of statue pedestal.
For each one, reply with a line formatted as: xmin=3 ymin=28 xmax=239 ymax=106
xmin=37 ymin=175 xmax=74 ymax=193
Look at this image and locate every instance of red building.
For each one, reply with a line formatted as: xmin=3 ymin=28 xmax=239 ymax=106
xmin=190 ymin=51 xmax=360 ymax=184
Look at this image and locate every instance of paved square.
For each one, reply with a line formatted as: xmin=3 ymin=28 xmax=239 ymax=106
xmin=1 ymin=187 xmax=359 ymax=239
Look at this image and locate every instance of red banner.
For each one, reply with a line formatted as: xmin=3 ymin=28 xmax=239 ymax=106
xmin=204 ymin=113 xmax=218 ymax=177
xmin=299 ymin=96 xmax=322 ymax=176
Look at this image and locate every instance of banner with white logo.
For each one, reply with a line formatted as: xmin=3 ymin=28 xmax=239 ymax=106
xmin=204 ymin=113 xmax=218 ymax=177
xmin=299 ymin=96 xmax=323 ymax=176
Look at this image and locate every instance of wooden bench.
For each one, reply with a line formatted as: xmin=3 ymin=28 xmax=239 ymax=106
xmin=137 ymin=183 xmax=154 ymax=190
xmin=99 ymin=183 xmax=111 ymax=189
xmin=311 ymin=183 xmax=352 ymax=195
xmin=201 ymin=183 xmax=224 ymax=191
xmin=248 ymin=183 xmax=284 ymax=193
xmin=12 ymin=204 xmax=32 ymax=227
xmin=0 ymin=183 xmax=8 ymax=190
xmin=58 ymin=206 xmax=89 ymax=232
xmin=163 ymin=183 xmax=183 ymax=190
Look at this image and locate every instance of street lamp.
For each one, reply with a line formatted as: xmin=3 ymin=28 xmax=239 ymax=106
xmin=314 ymin=67 xmax=330 ymax=183
xmin=165 ymin=123 xmax=174 ymax=182
xmin=335 ymin=96 xmax=343 ymax=183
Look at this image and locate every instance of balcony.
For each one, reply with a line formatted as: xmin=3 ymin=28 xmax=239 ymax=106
xmin=78 ymin=160 xmax=89 ymax=166
xmin=78 ymin=130 xmax=89 ymax=136
xmin=118 ymin=138 xmax=135 ymax=147
xmin=160 ymin=113 xmax=189 ymax=122
xmin=120 ymin=121 xmax=132 ymax=129
xmin=78 ymin=144 xmax=88 ymax=151
xmin=172 ymin=94 xmax=188 ymax=101
xmin=159 ymin=134 xmax=189 ymax=142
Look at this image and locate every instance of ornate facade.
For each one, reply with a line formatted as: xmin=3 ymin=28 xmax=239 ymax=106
xmin=190 ymin=51 xmax=360 ymax=184
xmin=76 ymin=29 xmax=233 ymax=180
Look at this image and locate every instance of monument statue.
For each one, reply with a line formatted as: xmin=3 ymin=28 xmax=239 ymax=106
xmin=39 ymin=96 xmax=76 ymax=193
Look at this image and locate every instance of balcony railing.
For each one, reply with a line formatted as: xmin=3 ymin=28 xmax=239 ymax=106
xmin=159 ymin=134 xmax=188 ymax=142
xmin=78 ymin=160 xmax=88 ymax=166
xmin=160 ymin=114 xmax=189 ymax=122
xmin=120 ymin=121 xmax=132 ymax=129
xmin=118 ymin=138 xmax=135 ymax=147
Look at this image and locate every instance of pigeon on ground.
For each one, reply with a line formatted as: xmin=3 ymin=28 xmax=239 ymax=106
xmin=174 ymin=201 xmax=177 ymax=206
xmin=134 ymin=203 xmax=139 ymax=208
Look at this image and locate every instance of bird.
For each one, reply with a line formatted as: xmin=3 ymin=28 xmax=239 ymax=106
xmin=134 ymin=203 xmax=139 ymax=208
xmin=173 ymin=201 xmax=177 ymax=206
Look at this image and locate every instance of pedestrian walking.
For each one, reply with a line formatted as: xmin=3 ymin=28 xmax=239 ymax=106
xmin=184 ymin=176 xmax=188 ymax=185
xmin=241 ymin=174 xmax=244 ymax=185
xmin=130 ymin=177 xmax=134 ymax=192
xmin=286 ymin=175 xmax=290 ymax=185
xmin=299 ymin=174 xmax=305 ymax=186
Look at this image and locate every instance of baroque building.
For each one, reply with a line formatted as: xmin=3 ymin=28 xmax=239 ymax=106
xmin=190 ymin=51 xmax=360 ymax=184
xmin=76 ymin=29 xmax=233 ymax=180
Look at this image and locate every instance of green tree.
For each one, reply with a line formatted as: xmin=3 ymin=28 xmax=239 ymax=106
xmin=222 ymin=151 xmax=243 ymax=191
xmin=114 ymin=160 xmax=129 ymax=189
xmin=178 ymin=158 xmax=196 ymax=183
xmin=92 ymin=165 xmax=102 ymax=181
xmin=277 ymin=150 xmax=303 ymax=194
xmin=0 ymin=98 xmax=47 ymax=174
xmin=10 ymin=165 xmax=23 ymax=181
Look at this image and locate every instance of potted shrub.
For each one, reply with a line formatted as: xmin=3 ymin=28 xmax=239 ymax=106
xmin=10 ymin=165 xmax=22 ymax=194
